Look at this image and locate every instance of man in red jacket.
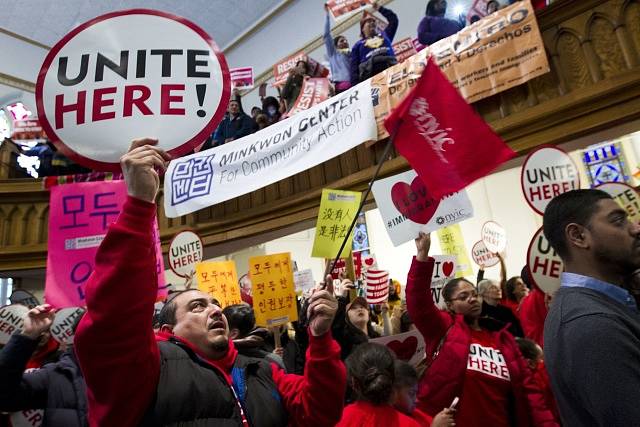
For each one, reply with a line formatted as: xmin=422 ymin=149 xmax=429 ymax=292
xmin=74 ymin=139 xmax=346 ymax=427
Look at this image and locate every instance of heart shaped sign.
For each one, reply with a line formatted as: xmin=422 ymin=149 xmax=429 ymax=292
xmin=391 ymin=177 xmax=440 ymax=224
xmin=387 ymin=335 xmax=419 ymax=361
xmin=442 ymin=261 xmax=455 ymax=277
xmin=364 ymin=257 xmax=374 ymax=266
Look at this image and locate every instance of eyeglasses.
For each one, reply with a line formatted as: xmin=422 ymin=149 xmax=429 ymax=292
xmin=449 ymin=290 xmax=478 ymax=302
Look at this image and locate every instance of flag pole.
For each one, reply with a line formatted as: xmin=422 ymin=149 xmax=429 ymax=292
xmin=323 ymin=126 xmax=400 ymax=282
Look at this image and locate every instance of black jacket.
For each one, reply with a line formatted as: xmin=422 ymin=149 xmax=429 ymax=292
xmin=481 ymin=300 xmax=524 ymax=337
xmin=205 ymin=113 xmax=256 ymax=148
xmin=0 ymin=334 xmax=87 ymax=427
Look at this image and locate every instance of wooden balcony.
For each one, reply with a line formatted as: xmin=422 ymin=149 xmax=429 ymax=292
xmin=1 ymin=0 xmax=640 ymax=271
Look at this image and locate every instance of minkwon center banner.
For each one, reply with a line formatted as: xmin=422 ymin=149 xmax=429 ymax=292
xmin=164 ymin=81 xmax=376 ymax=217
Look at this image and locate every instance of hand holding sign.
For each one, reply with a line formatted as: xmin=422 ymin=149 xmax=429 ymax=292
xmin=121 ymin=138 xmax=171 ymax=203
xmin=307 ymin=277 xmax=338 ymax=337
xmin=22 ymin=304 xmax=56 ymax=340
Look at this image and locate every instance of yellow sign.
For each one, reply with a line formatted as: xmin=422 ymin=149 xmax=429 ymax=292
xmin=312 ymin=189 xmax=362 ymax=258
xmin=195 ymin=261 xmax=242 ymax=308
xmin=437 ymin=224 xmax=474 ymax=278
xmin=249 ymin=253 xmax=298 ymax=327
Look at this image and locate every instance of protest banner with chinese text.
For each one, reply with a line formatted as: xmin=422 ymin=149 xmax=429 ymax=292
xmin=249 ymin=253 xmax=298 ymax=327
xmin=312 ymin=189 xmax=362 ymax=258
xmin=437 ymin=224 xmax=474 ymax=277
xmin=196 ymin=261 xmax=242 ymax=307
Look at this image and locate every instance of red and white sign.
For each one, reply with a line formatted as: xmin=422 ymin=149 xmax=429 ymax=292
xmin=36 ymin=9 xmax=231 ymax=171
xmin=0 ymin=304 xmax=29 ymax=345
xmin=527 ymin=226 xmax=563 ymax=294
xmin=230 ymin=67 xmax=254 ymax=90
xmin=272 ymin=52 xmax=329 ymax=88
xmin=169 ymin=230 xmax=203 ymax=278
xmin=50 ymin=307 xmax=85 ymax=344
xmin=481 ymin=220 xmax=506 ymax=253
xmin=11 ymin=118 xmax=47 ymax=141
xmin=392 ymin=37 xmax=418 ymax=63
xmin=10 ymin=409 xmax=44 ymax=427
xmin=365 ymin=269 xmax=390 ymax=304
xmin=471 ymin=240 xmax=500 ymax=268
xmin=370 ymin=329 xmax=426 ymax=367
xmin=431 ymin=255 xmax=457 ymax=309
xmin=284 ymin=78 xmax=331 ymax=118
xmin=521 ymin=146 xmax=580 ymax=215
xmin=412 ymin=37 xmax=426 ymax=52
xmin=595 ymin=182 xmax=640 ymax=224
xmin=327 ymin=0 xmax=372 ymax=20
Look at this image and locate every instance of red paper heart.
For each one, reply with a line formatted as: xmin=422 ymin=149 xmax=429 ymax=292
xmin=387 ymin=336 xmax=418 ymax=361
xmin=391 ymin=177 xmax=440 ymax=225
xmin=442 ymin=261 xmax=454 ymax=277
xmin=364 ymin=257 xmax=374 ymax=266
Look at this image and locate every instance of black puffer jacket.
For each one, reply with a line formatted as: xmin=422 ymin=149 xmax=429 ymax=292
xmin=0 ymin=334 xmax=87 ymax=427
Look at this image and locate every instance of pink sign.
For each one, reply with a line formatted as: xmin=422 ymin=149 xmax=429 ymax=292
xmin=230 ymin=67 xmax=255 ymax=90
xmin=45 ymin=180 xmax=166 ymax=307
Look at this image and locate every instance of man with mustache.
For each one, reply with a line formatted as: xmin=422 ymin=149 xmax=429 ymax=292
xmin=74 ymin=139 xmax=346 ymax=427
xmin=543 ymin=189 xmax=640 ymax=426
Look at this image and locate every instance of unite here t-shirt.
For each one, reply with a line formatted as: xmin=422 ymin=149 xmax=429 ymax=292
xmin=456 ymin=329 xmax=512 ymax=427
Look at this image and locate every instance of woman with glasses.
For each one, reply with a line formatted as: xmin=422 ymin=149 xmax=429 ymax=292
xmin=406 ymin=232 xmax=559 ymax=427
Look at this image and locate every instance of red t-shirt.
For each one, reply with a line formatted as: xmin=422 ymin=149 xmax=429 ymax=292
xmin=456 ymin=329 xmax=512 ymax=427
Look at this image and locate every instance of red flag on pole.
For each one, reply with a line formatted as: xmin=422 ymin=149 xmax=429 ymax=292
xmin=384 ymin=58 xmax=515 ymax=200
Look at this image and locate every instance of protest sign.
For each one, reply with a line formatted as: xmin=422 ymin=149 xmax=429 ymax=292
xmin=327 ymin=0 xmax=372 ymax=20
xmin=471 ymin=240 xmax=500 ymax=267
xmin=45 ymin=180 xmax=166 ymax=307
xmin=10 ymin=409 xmax=44 ymax=427
xmin=437 ymin=224 xmax=474 ymax=277
xmin=527 ymin=226 xmax=562 ymax=294
xmin=169 ymin=230 xmax=203 ymax=279
xmin=412 ymin=37 xmax=426 ymax=52
xmin=481 ymin=220 xmax=507 ymax=253
xmin=284 ymin=78 xmax=331 ymax=118
xmin=9 ymin=289 xmax=40 ymax=308
xmin=430 ymin=0 xmax=549 ymax=103
xmin=312 ymin=189 xmax=362 ymax=258
xmin=595 ymin=182 xmax=640 ymax=224
xmin=370 ymin=329 xmax=426 ymax=367
xmin=0 ymin=304 xmax=28 ymax=345
xmin=392 ymin=38 xmax=418 ymax=63
xmin=230 ymin=67 xmax=254 ymax=90
xmin=293 ymin=269 xmax=315 ymax=293
xmin=365 ymin=269 xmax=389 ymax=304
xmin=329 ymin=258 xmax=347 ymax=280
xmin=249 ymin=253 xmax=298 ymax=327
xmin=50 ymin=307 xmax=85 ymax=344
xmin=164 ymin=81 xmax=376 ymax=217
xmin=431 ymin=255 xmax=457 ymax=309
xmin=521 ymin=146 xmax=580 ymax=215
xmin=272 ymin=52 xmax=329 ymax=88
xmin=196 ymin=261 xmax=242 ymax=307
xmin=371 ymin=169 xmax=473 ymax=246
xmin=36 ymin=9 xmax=230 ymax=171
xmin=11 ymin=118 xmax=47 ymax=141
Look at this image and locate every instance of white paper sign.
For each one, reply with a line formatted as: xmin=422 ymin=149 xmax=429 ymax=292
xmin=481 ymin=221 xmax=506 ymax=253
xmin=50 ymin=307 xmax=85 ymax=344
xmin=0 ymin=304 xmax=29 ymax=345
xmin=169 ymin=230 xmax=204 ymax=278
xmin=164 ymin=80 xmax=376 ymax=217
xmin=431 ymin=255 xmax=457 ymax=309
xmin=471 ymin=240 xmax=500 ymax=267
xmin=371 ymin=169 xmax=474 ymax=246
xmin=521 ymin=146 xmax=580 ymax=215
xmin=370 ymin=329 xmax=426 ymax=367
xmin=10 ymin=409 xmax=44 ymax=427
xmin=293 ymin=269 xmax=315 ymax=293
xmin=36 ymin=9 xmax=230 ymax=171
xmin=527 ymin=226 xmax=562 ymax=294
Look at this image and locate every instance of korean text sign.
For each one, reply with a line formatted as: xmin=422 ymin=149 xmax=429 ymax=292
xmin=312 ymin=189 xmax=362 ymax=258
xmin=437 ymin=224 xmax=474 ymax=277
xmin=195 ymin=261 xmax=242 ymax=308
xmin=249 ymin=253 xmax=298 ymax=327
xmin=36 ymin=9 xmax=230 ymax=171
xmin=45 ymin=180 xmax=166 ymax=307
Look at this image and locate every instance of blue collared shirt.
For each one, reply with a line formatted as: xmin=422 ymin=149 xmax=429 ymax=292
xmin=561 ymin=272 xmax=638 ymax=311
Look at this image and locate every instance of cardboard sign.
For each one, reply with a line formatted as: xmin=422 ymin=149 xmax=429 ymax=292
xmin=312 ymin=189 xmax=362 ymax=258
xmin=272 ymin=52 xmax=329 ymax=88
xmin=371 ymin=169 xmax=473 ymax=246
xmin=527 ymin=226 xmax=562 ymax=294
xmin=164 ymin=81 xmax=376 ymax=217
xmin=293 ymin=269 xmax=315 ymax=293
xmin=10 ymin=409 xmax=44 ymax=427
xmin=471 ymin=240 xmax=500 ymax=268
xmin=370 ymin=329 xmax=426 ymax=367
xmin=168 ymin=230 xmax=203 ymax=278
xmin=284 ymin=78 xmax=331 ymax=118
xmin=431 ymin=255 xmax=457 ymax=309
xmin=437 ymin=224 xmax=474 ymax=277
xmin=521 ymin=146 xmax=580 ymax=215
xmin=481 ymin=221 xmax=507 ymax=253
xmin=195 ymin=261 xmax=242 ymax=308
xmin=249 ymin=253 xmax=298 ymax=327
xmin=392 ymin=38 xmax=418 ymax=63
xmin=365 ymin=269 xmax=389 ymax=304
xmin=230 ymin=67 xmax=254 ymax=90
xmin=36 ymin=9 xmax=230 ymax=171
xmin=9 ymin=289 xmax=40 ymax=308
xmin=50 ymin=307 xmax=85 ymax=344
xmin=0 ymin=304 xmax=29 ymax=345
xmin=45 ymin=180 xmax=167 ymax=307
xmin=327 ymin=0 xmax=372 ymax=20
xmin=595 ymin=182 xmax=640 ymax=224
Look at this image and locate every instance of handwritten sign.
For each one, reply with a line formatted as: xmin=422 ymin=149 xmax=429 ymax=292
xmin=196 ymin=261 xmax=242 ymax=308
xmin=293 ymin=269 xmax=315 ymax=293
xmin=595 ymin=182 xmax=640 ymax=224
xmin=527 ymin=226 xmax=562 ymax=294
xmin=370 ymin=329 xmax=426 ymax=367
xmin=50 ymin=307 xmax=85 ymax=344
xmin=471 ymin=240 xmax=500 ymax=268
xmin=431 ymin=255 xmax=457 ymax=309
xmin=249 ymin=253 xmax=298 ymax=327
xmin=312 ymin=189 xmax=362 ymax=258
xmin=481 ymin=221 xmax=507 ymax=253
xmin=169 ymin=230 xmax=203 ymax=278
xmin=437 ymin=224 xmax=473 ymax=277
xmin=0 ymin=304 xmax=29 ymax=345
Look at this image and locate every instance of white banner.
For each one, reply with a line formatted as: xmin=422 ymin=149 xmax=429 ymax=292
xmin=164 ymin=81 xmax=376 ymax=217
xmin=371 ymin=169 xmax=474 ymax=246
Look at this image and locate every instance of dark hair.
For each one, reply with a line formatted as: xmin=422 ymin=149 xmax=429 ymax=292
xmin=333 ymin=35 xmax=346 ymax=47
xmin=520 ymin=266 xmax=533 ymax=290
xmin=222 ymin=304 xmax=255 ymax=337
xmin=251 ymin=106 xmax=262 ymax=114
xmin=426 ymin=0 xmax=446 ymax=17
xmin=441 ymin=278 xmax=474 ymax=302
xmin=470 ymin=14 xmax=480 ymax=23
xmin=295 ymin=60 xmax=310 ymax=75
xmin=505 ymin=276 xmax=521 ymax=302
xmin=157 ymin=290 xmax=220 ymax=327
xmin=394 ymin=360 xmax=418 ymax=388
xmin=542 ymin=189 xmax=612 ymax=260
xmin=516 ymin=337 xmax=542 ymax=361
xmin=486 ymin=0 xmax=500 ymax=12
xmin=262 ymin=96 xmax=280 ymax=110
xmin=346 ymin=343 xmax=395 ymax=405
xmin=400 ymin=310 xmax=413 ymax=333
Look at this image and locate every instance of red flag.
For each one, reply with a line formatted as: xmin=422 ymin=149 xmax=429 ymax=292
xmin=384 ymin=58 xmax=515 ymax=200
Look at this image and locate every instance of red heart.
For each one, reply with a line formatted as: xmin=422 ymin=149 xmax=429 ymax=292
xmin=364 ymin=257 xmax=374 ymax=266
xmin=442 ymin=261 xmax=454 ymax=277
xmin=387 ymin=336 xmax=418 ymax=361
xmin=391 ymin=177 xmax=440 ymax=225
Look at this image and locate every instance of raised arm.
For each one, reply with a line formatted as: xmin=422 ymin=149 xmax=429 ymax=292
xmin=323 ymin=10 xmax=336 ymax=58
xmin=74 ymin=139 xmax=171 ymax=427
xmin=378 ymin=5 xmax=398 ymax=42
xmin=497 ymin=252 xmax=507 ymax=291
